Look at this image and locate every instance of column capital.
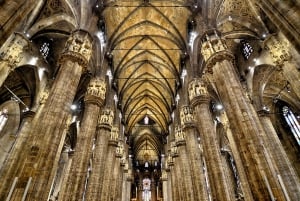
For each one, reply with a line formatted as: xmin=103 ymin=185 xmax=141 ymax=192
xmin=170 ymin=141 xmax=178 ymax=156
xmin=264 ymin=35 xmax=292 ymax=67
xmin=60 ymin=29 xmax=93 ymax=68
xmin=180 ymin=105 xmax=195 ymax=129
xmin=84 ymin=78 xmax=106 ymax=107
xmin=161 ymin=170 xmax=168 ymax=181
xmin=200 ymin=30 xmax=234 ymax=73
xmin=115 ymin=140 xmax=124 ymax=158
xmin=174 ymin=125 xmax=186 ymax=146
xmin=0 ymin=32 xmax=30 ymax=69
xmin=97 ymin=108 xmax=114 ymax=129
xmin=188 ymin=78 xmax=210 ymax=106
xmin=108 ymin=125 xmax=119 ymax=146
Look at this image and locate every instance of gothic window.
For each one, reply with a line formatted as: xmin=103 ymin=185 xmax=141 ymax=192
xmin=240 ymin=40 xmax=253 ymax=60
xmin=282 ymin=106 xmax=300 ymax=146
xmin=0 ymin=108 xmax=8 ymax=133
xmin=142 ymin=178 xmax=151 ymax=201
xmin=40 ymin=42 xmax=50 ymax=58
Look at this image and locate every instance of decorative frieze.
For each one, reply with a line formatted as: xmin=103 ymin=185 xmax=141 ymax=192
xmin=60 ymin=30 xmax=93 ymax=67
xmin=85 ymin=78 xmax=106 ymax=106
xmin=98 ymin=108 xmax=114 ymax=129
xmin=0 ymin=33 xmax=29 ymax=69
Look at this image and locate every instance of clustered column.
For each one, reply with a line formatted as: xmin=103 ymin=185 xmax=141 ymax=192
xmin=179 ymin=106 xmax=209 ymax=201
xmin=174 ymin=124 xmax=195 ymax=201
xmin=100 ymin=125 xmax=119 ymax=201
xmin=59 ymin=77 xmax=106 ymax=201
xmin=201 ymin=30 xmax=286 ymax=200
xmin=0 ymin=30 xmax=93 ymax=201
xmin=188 ymin=78 xmax=234 ymax=200
xmin=85 ymin=108 xmax=114 ymax=200
xmin=258 ymin=110 xmax=300 ymax=200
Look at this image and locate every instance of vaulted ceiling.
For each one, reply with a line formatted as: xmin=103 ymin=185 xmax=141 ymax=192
xmin=102 ymin=1 xmax=191 ymax=162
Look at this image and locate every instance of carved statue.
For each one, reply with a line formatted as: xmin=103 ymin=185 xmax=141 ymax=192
xmin=98 ymin=109 xmax=114 ymax=126
xmin=87 ymin=78 xmax=106 ymax=100
xmin=180 ymin=106 xmax=194 ymax=125
xmin=110 ymin=126 xmax=119 ymax=141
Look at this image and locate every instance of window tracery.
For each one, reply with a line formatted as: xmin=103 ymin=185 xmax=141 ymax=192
xmin=0 ymin=108 xmax=8 ymax=133
xmin=282 ymin=106 xmax=300 ymax=146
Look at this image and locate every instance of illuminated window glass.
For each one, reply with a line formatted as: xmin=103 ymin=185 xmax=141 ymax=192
xmin=0 ymin=108 xmax=8 ymax=133
xmin=240 ymin=40 xmax=253 ymax=60
xmin=40 ymin=42 xmax=50 ymax=58
xmin=142 ymin=178 xmax=151 ymax=201
xmin=282 ymin=106 xmax=300 ymax=146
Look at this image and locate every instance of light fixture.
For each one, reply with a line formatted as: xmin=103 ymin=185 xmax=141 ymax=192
xmin=71 ymin=104 xmax=77 ymax=111
xmin=215 ymin=103 xmax=223 ymax=110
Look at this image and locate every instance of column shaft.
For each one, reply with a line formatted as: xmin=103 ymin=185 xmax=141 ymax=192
xmin=176 ymin=143 xmax=195 ymax=201
xmin=0 ymin=30 xmax=93 ymax=201
xmin=100 ymin=140 xmax=118 ymax=201
xmin=194 ymin=102 xmax=234 ymax=200
xmin=60 ymin=103 xmax=101 ymax=201
xmin=213 ymin=59 xmax=285 ymax=200
xmin=184 ymin=127 xmax=209 ymax=201
xmin=259 ymin=113 xmax=300 ymax=200
xmin=85 ymin=127 xmax=110 ymax=200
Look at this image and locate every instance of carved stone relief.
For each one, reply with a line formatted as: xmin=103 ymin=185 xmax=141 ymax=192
xmin=98 ymin=108 xmax=114 ymax=127
xmin=0 ymin=33 xmax=28 ymax=69
xmin=62 ymin=30 xmax=93 ymax=65
xmin=265 ymin=36 xmax=291 ymax=66
xmin=86 ymin=78 xmax=106 ymax=100
xmin=110 ymin=126 xmax=119 ymax=141
xmin=188 ymin=78 xmax=208 ymax=101
xmin=180 ymin=106 xmax=194 ymax=125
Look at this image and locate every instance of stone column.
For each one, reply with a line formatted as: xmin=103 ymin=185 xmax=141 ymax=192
xmin=179 ymin=106 xmax=210 ymax=201
xmin=161 ymin=170 xmax=168 ymax=201
xmin=121 ymin=159 xmax=129 ymax=201
xmin=200 ymin=30 xmax=285 ymax=201
xmin=188 ymin=79 xmax=234 ymax=201
xmin=0 ymin=29 xmax=93 ymax=201
xmin=168 ymin=142 xmax=181 ymax=201
xmin=125 ymin=173 xmax=133 ymax=201
xmin=0 ymin=89 xmax=49 ymax=199
xmin=59 ymin=77 xmax=106 ymax=201
xmin=85 ymin=108 xmax=114 ymax=200
xmin=174 ymin=125 xmax=195 ymax=201
xmin=100 ymin=125 xmax=119 ymax=201
xmin=151 ymin=178 xmax=157 ymax=201
xmin=258 ymin=110 xmax=300 ymax=200
xmin=264 ymin=35 xmax=300 ymax=100
xmin=110 ymin=140 xmax=124 ymax=201
xmin=0 ymin=32 xmax=29 ymax=87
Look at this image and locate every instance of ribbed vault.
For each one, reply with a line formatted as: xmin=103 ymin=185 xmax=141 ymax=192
xmin=103 ymin=0 xmax=191 ymax=162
